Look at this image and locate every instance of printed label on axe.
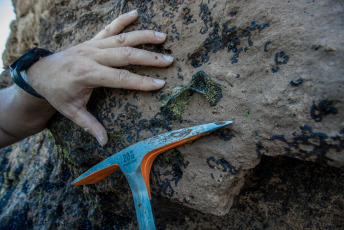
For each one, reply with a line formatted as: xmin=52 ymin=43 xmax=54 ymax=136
xmin=123 ymin=150 xmax=137 ymax=167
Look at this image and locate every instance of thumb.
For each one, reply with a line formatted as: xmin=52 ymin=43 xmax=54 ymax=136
xmin=68 ymin=108 xmax=108 ymax=146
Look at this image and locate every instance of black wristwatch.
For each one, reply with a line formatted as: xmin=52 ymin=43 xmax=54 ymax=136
xmin=9 ymin=48 xmax=53 ymax=99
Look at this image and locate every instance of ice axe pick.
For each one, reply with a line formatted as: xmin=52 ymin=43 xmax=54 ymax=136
xmin=72 ymin=121 xmax=233 ymax=229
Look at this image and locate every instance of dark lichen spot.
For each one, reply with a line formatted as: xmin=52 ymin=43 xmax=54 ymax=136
xmin=231 ymin=47 xmax=243 ymax=64
xmin=271 ymin=134 xmax=287 ymax=142
xmin=183 ymin=197 xmax=192 ymax=204
xmin=256 ymin=142 xmax=264 ymax=156
xmin=290 ymin=78 xmax=303 ymax=87
xmin=271 ymin=66 xmax=280 ymax=73
xmin=77 ymin=88 xmax=174 ymax=155
xmin=161 ymin=71 xmax=222 ymax=120
xmin=217 ymin=129 xmax=235 ymax=141
xmin=270 ymin=125 xmax=344 ymax=164
xmin=207 ymin=156 xmax=216 ymax=169
xmin=264 ymin=40 xmax=271 ymax=52
xmin=188 ymin=51 xmax=210 ymax=68
xmin=248 ymin=36 xmax=253 ymax=46
xmin=207 ymin=157 xmax=241 ymax=175
xmin=177 ymin=72 xmax=184 ymax=80
xmin=188 ymin=6 xmax=269 ymax=67
xmin=199 ymin=3 xmax=213 ymax=34
xmin=271 ymin=51 xmax=289 ymax=73
xmin=152 ymin=150 xmax=187 ymax=197
xmin=182 ymin=7 xmax=196 ymax=25
xmin=171 ymin=24 xmax=180 ymax=40
xmin=310 ymin=100 xmax=338 ymax=122
xmin=177 ymin=67 xmax=184 ymax=80
xmin=275 ymin=51 xmax=289 ymax=65
xmin=0 ymin=203 xmax=33 ymax=229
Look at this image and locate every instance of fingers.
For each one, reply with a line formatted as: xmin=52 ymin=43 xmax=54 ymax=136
xmin=95 ymin=47 xmax=174 ymax=67
xmin=93 ymin=9 xmax=139 ymax=40
xmin=87 ymin=66 xmax=166 ymax=91
xmin=94 ymin=30 xmax=167 ymax=49
xmin=66 ymin=107 xmax=108 ymax=146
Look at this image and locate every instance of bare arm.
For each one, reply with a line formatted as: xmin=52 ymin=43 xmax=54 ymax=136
xmin=0 ymin=9 xmax=173 ymax=148
xmin=0 ymin=85 xmax=56 ymax=147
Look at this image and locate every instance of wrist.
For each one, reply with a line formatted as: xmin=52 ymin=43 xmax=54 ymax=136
xmin=13 ymin=84 xmax=56 ymax=115
xmin=0 ymin=85 xmax=56 ymax=144
xmin=9 ymin=48 xmax=53 ymax=99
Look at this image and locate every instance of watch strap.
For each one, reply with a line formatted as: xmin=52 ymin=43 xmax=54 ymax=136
xmin=9 ymin=48 xmax=53 ymax=99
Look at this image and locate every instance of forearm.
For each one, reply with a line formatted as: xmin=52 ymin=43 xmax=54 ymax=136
xmin=0 ymin=84 xmax=56 ymax=148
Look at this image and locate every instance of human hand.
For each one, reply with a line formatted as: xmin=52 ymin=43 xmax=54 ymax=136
xmin=26 ymin=9 xmax=173 ymax=146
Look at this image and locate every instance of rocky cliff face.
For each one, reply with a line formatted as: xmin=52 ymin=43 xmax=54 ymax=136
xmin=1 ymin=0 xmax=343 ymax=229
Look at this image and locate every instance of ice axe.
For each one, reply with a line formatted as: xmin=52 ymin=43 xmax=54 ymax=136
xmin=72 ymin=121 xmax=233 ymax=229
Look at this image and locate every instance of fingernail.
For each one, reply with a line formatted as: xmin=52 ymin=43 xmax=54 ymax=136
xmin=155 ymin=31 xmax=166 ymax=40
xmin=163 ymin=55 xmax=174 ymax=62
xmin=96 ymin=136 xmax=107 ymax=146
xmin=128 ymin=9 xmax=137 ymax=16
xmin=154 ymin=79 xmax=165 ymax=86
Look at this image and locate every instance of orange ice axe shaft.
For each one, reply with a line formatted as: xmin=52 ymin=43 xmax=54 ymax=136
xmin=72 ymin=121 xmax=233 ymax=230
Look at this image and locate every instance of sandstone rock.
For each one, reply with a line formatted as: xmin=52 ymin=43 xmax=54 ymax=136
xmin=0 ymin=0 xmax=343 ymax=229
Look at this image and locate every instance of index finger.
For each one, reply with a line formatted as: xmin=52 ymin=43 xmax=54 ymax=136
xmin=93 ymin=9 xmax=139 ymax=40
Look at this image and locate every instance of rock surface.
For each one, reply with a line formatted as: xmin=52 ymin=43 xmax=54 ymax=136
xmin=0 ymin=0 xmax=343 ymax=229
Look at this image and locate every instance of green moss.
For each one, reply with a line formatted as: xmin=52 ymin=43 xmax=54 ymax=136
xmin=105 ymin=90 xmax=112 ymax=101
xmin=98 ymin=204 xmax=103 ymax=213
xmin=63 ymin=147 xmax=74 ymax=165
xmin=12 ymin=180 xmax=20 ymax=186
xmin=53 ymin=30 xmax=73 ymax=47
xmin=52 ymin=34 xmax=62 ymax=46
xmin=19 ymin=149 xmax=25 ymax=158
xmin=8 ymin=170 xmax=15 ymax=181
xmin=47 ymin=130 xmax=54 ymax=139
xmin=3 ymin=172 xmax=8 ymax=183
xmin=244 ymin=112 xmax=251 ymax=119
xmin=161 ymin=88 xmax=191 ymax=120
xmin=189 ymin=71 xmax=222 ymax=106
xmin=84 ymin=194 xmax=97 ymax=211
xmin=55 ymin=144 xmax=78 ymax=177
xmin=163 ymin=151 xmax=178 ymax=167
xmin=56 ymin=192 xmax=62 ymax=202
xmin=161 ymin=71 xmax=222 ymax=120
xmin=109 ymin=133 xmax=123 ymax=144
xmin=0 ymin=188 xmax=6 ymax=197
xmin=38 ymin=188 xmax=43 ymax=203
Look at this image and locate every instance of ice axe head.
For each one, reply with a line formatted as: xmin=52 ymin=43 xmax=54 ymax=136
xmin=72 ymin=121 xmax=232 ymax=198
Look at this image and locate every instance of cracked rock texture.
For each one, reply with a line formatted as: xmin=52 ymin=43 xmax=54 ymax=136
xmin=0 ymin=0 xmax=343 ymax=229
